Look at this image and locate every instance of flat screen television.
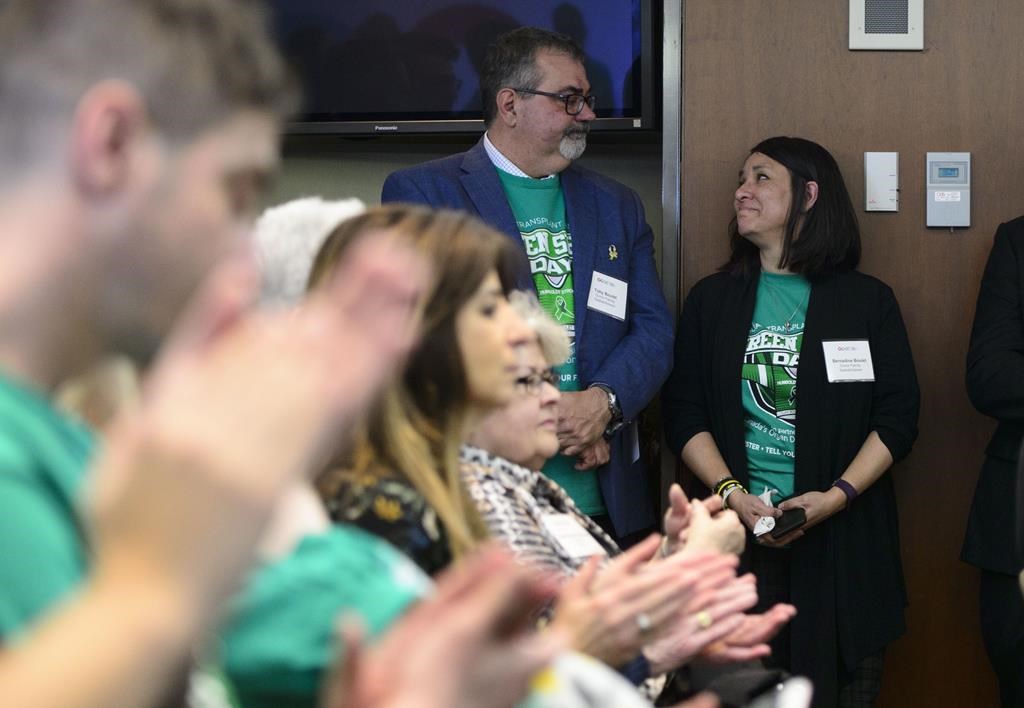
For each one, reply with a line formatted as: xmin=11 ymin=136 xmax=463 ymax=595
xmin=268 ymin=0 xmax=657 ymax=135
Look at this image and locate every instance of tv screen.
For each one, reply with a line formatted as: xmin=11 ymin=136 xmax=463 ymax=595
xmin=268 ymin=0 xmax=655 ymax=135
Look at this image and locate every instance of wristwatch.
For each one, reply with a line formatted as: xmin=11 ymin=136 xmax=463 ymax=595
xmin=591 ymin=384 xmax=624 ymax=437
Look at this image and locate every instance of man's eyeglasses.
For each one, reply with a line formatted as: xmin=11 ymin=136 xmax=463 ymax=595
xmin=510 ymin=87 xmax=596 ymax=116
xmin=515 ymin=369 xmax=559 ymax=395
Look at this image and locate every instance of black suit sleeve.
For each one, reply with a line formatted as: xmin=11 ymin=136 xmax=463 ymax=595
xmin=967 ymin=223 xmax=1024 ymax=424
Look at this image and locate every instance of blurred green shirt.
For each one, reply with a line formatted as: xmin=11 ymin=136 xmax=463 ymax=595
xmin=0 ymin=373 xmax=93 ymax=638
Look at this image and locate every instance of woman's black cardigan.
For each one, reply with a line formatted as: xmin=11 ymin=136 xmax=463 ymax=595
xmin=662 ymin=268 xmax=919 ymax=707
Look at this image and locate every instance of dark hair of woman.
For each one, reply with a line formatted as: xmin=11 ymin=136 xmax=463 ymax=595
xmin=723 ymin=136 xmax=861 ymax=279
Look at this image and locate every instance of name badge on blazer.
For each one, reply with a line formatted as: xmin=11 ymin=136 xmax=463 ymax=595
xmin=587 ymin=271 xmax=627 ymax=321
xmin=822 ymin=340 xmax=875 ymax=382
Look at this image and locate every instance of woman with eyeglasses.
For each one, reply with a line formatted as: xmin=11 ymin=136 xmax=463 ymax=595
xmin=462 ymin=292 xmax=796 ymax=700
xmin=215 ymin=200 xmax=655 ymax=708
xmin=303 ymin=205 xmax=739 ymax=704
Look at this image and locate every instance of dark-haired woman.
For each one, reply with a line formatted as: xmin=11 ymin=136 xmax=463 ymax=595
xmin=662 ymin=137 xmax=919 ymax=707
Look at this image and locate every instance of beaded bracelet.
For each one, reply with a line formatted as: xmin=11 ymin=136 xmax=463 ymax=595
xmin=713 ymin=476 xmax=740 ymax=496
xmin=718 ymin=480 xmax=742 ymax=497
xmin=721 ymin=484 xmax=746 ymax=510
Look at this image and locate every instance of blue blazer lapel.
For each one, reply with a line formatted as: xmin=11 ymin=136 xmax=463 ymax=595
xmin=459 ymin=141 xmax=520 ymax=242
xmin=563 ymin=166 xmax=599 ymax=347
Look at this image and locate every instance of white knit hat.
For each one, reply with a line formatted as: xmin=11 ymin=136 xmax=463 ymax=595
xmin=252 ymin=196 xmax=366 ymax=307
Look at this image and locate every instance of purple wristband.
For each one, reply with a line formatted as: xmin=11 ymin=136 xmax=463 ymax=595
xmin=831 ymin=479 xmax=858 ymax=508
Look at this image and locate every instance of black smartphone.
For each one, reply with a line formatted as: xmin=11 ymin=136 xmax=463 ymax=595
xmin=770 ymin=507 xmax=807 ymax=539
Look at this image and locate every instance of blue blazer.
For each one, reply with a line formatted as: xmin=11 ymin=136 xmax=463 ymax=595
xmin=382 ymin=139 xmax=672 ymax=536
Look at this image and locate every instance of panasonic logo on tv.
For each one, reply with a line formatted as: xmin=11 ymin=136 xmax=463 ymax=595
xmin=374 ymin=125 xmax=399 ymax=132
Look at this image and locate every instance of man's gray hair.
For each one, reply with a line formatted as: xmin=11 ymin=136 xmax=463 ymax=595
xmin=479 ymin=26 xmax=584 ymax=126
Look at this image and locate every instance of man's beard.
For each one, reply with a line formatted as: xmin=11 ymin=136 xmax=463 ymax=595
xmin=559 ymin=126 xmax=589 ymax=161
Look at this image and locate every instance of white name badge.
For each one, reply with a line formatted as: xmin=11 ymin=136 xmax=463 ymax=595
xmin=586 ymin=271 xmax=628 ymax=321
xmin=822 ymin=340 xmax=875 ymax=382
xmin=540 ymin=513 xmax=608 ymax=559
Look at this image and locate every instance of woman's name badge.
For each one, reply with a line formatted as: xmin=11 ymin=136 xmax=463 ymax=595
xmin=586 ymin=271 xmax=627 ymax=321
xmin=822 ymin=340 xmax=875 ymax=382
xmin=540 ymin=513 xmax=608 ymax=559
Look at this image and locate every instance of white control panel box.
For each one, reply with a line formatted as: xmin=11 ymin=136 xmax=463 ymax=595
xmin=926 ymin=152 xmax=970 ymax=228
xmin=864 ymin=152 xmax=899 ymax=212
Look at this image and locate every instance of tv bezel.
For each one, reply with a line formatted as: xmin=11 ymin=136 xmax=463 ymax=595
xmin=282 ymin=0 xmax=657 ymax=136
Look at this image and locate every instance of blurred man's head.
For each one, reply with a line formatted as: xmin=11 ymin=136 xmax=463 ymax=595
xmin=0 ymin=0 xmax=296 ymax=368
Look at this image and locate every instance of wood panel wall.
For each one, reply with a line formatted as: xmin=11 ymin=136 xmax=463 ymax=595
xmin=681 ymin=1 xmax=1024 ymax=704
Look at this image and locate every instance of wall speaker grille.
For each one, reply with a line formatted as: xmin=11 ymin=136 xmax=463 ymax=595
xmin=865 ymin=0 xmax=909 ymax=34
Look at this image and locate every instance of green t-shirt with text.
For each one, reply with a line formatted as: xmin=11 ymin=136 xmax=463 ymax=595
xmin=742 ymin=273 xmax=811 ymax=501
xmin=496 ymin=169 xmax=606 ymax=515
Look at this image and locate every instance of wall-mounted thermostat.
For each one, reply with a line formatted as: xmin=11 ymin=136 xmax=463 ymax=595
xmin=926 ymin=152 xmax=970 ymax=228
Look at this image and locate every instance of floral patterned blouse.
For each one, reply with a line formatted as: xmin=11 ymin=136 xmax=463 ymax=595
xmin=323 ymin=471 xmax=452 ymax=576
